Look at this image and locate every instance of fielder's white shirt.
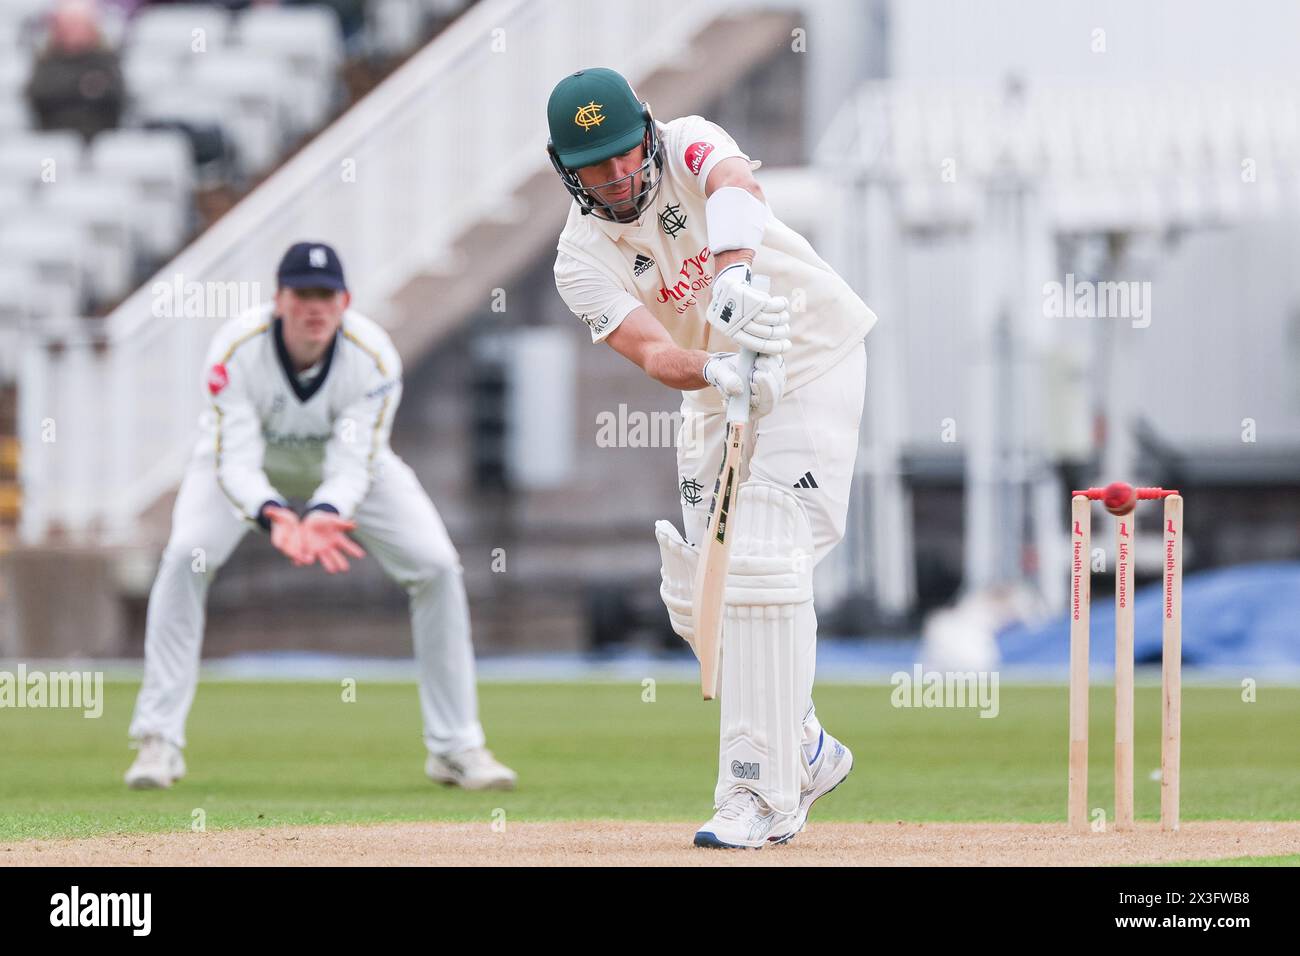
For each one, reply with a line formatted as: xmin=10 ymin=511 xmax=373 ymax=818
xmin=553 ymin=114 xmax=877 ymax=411
xmin=194 ymin=304 xmax=402 ymax=523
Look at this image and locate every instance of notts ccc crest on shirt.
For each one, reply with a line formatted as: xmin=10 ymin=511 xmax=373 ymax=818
xmin=680 ymin=477 xmax=704 ymax=507
xmin=632 ymin=253 xmax=655 ymax=277
xmin=659 ymin=203 xmax=688 ymax=239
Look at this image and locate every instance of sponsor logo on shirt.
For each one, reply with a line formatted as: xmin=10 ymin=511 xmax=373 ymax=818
xmin=684 ymin=141 xmax=715 ymax=176
xmin=632 ymin=253 xmax=655 ymax=277
xmin=581 ymin=311 xmax=614 ymax=334
xmin=207 ymin=363 xmax=229 ymax=395
xmin=365 ymin=377 xmax=401 ymax=400
xmin=655 ymin=246 xmax=713 ymax=314
xmin=265 ymin=430 xmax=331 ymax=448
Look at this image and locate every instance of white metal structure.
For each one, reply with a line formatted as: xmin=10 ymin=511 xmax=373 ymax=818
xmin=18 ymin=0 xmax=733 ymax=544
xmin=819 ymin=80 xmax=1300 ymax=615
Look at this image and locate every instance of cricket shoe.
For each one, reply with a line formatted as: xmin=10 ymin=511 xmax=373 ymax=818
xmin=694 ymin=788 xmax=799 ymax=849
xmin=124 ymin=735 xmax=186 ymax=790
xmin=425 ymin=747 xmax=517 ymax=791
xmin=767 ymin=731 xmax=854 ymax=845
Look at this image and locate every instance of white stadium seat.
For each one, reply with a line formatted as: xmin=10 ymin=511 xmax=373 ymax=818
xmin=237 ymin=6 xmax=343 ymax=131
xmin=126 ymin=5 xmax=232 ymax=60
xmin=0 ymin=261 xmax=36 ymax=382
xmin=189 ymin=52 xmax=295 ymax=175
xmin=92 ymin=129 xmax=194 ymax=257
xmin=0 ymin=254 xmax=80 ymax=377
xmin=0 ymin=178 xmax=33 ymax=216
xmin=0 ymin=217 xmax=88 ymax=319
xmin=39 ymin=178 xmax=140 ymax=304
xmin=0 ymin=18 xmax=23 ymax=55
xmin=132 ymin=86 xmax=227 ymax=129
xmin=239 ymin=6 xmax=343 ymax=67
xmin=122 ymin=46 xmax=190 ymax=109
xmin=0 ymin=131 xmax=85 ymax=187
xmin=0 ymin=50 xmax=33 ymax=96
xmin=368 ymin=0 xmax=426 ymax=56
xmin=0 ymin=262 xmax=35 ymax=326
xmin=0 ymin=94 xmax=30 ymax=136
xmin=0 ymin=0 xmax=53 ymax=31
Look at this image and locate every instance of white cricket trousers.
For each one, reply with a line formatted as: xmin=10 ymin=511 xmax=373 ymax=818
xmin=677 ymin=340 xmax=867 ymax=569
xmin=677 ymin=340 xmax=867 ymax=762
xmin=128 ymin=453 xmax=486 ymax=755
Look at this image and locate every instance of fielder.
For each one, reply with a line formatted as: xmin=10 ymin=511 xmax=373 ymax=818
xmin=125 ymin=241 xmax=516 ymax=791
xmin=548 ymin=68 xmax=877 ymax=847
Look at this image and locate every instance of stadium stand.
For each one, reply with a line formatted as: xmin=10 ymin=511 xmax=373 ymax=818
xmin=0 ymin=0 xmax=471 ymax=552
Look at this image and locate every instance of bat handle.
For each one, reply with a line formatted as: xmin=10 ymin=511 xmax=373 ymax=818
xmin=724 ymin=275 xmax=766 ymax=425
xmin=727 ymin=348 xmax=756 ymax=424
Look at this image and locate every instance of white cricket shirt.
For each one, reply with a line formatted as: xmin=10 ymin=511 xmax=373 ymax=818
xmin=193 ymin=303 xmax=403 ymax=524
xmin=553 ymin=114 xmax=877 ymax=411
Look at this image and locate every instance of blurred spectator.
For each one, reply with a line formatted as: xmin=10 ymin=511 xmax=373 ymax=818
xmin=26 ymin=0 xmax=125 ymax=142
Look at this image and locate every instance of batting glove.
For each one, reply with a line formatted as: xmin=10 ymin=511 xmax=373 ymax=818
xmin=705 ymin=263 xmax=791 ymax=355
xmin=702 ymin=351 xmax=786 ymax=417
xmin=748 ymin=352 xmax=785 ymax=417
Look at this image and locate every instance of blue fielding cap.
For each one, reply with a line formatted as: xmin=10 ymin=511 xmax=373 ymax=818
xmin=277 ymin=241 xmax=347 ymax=291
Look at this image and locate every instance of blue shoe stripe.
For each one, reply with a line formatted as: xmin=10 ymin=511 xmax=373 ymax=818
xmin=807 ymin=729 xmax=824 ymax=765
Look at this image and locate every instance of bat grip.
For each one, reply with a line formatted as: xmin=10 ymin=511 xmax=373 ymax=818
xmin=724 ymin=274 xmax=766 ymax=425
xmin=727 ymin=348 xmax=756 ymax=423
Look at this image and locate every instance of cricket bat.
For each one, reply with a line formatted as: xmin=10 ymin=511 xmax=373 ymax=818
xmin=694 ymin=276 xmax=767 ymax=700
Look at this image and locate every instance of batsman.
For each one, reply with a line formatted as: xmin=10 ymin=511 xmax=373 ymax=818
xmin=548 ymin=68 xmax=878 ymax=847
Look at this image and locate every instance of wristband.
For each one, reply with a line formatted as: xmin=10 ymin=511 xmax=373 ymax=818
xmin=705 ymin=186 xmax=768 ymax=254
xmin=256 ymin=499 xmax=287 ymax=532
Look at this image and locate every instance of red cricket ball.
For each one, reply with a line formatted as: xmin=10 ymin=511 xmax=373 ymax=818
xmin=1103 ymin=481 xmax=1136 ymax=516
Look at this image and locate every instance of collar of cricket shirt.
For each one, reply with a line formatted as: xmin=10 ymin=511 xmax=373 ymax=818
xmin=272 ymin=316 xmax=338 ymax=404
xmin=591 ymin=201 xmax=658 ymax=241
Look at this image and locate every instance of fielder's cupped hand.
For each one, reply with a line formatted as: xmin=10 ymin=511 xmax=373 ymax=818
xmin=265 ymin=505 xmax=311 ymax=566
xmin=299 ymin=512 xmax=367 ymax=574
xmin=703 ymin=351 xmax=786 ymax=417
xmin=704 ymin=263 xmax=790 ymax=356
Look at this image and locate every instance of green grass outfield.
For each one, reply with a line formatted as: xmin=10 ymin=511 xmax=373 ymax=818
xmin=1 ymin=681 xmax=1297 ymax=842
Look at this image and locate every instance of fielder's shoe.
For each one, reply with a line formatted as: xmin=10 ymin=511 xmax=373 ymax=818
xmin=694 ymin=788 xmax=799 ymax=849
xmin=767 ymin=731 xmax=854 ymax=845
xmin=124 ymin=735 xmax=186 ymax=790
xmin=425 ymin=747 xmax=517 ymax=791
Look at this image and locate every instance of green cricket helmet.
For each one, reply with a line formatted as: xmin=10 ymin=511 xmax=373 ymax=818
xmin=546 ymin=67 xmax=664 ymax=221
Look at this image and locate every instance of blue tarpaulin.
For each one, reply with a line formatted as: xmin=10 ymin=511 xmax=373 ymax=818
xmin=998 ymin=562 xmax=1300 ymax=669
